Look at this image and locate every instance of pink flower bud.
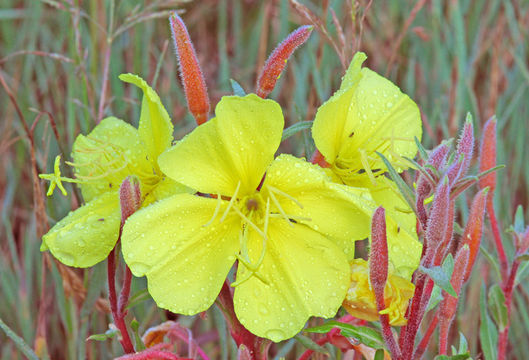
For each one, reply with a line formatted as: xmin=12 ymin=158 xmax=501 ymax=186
xmin=256 ymin=25 xmax=313 ymax=98
xmin=169 ymin=12 xmax=210 ymax=125
xmin=479 ymin=116 xmax=497 ymax=196
xmin=461 ymin=187 xmax=489 ymax=280
xmin=427 ymin=141 xmax=452 ymax=172
xmin=369 ymin=207 xmax=388 ymax=297
xmin=455 ymin=116 xmax=474 ymax=177
xmin=424 ymin=177 xmax=451 ymax=265
xmin=120 ymin=175 xmax=142 ymax=223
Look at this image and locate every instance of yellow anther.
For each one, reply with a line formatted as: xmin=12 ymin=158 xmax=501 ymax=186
xmin=203 ymin=193 xmax=223 ymax=227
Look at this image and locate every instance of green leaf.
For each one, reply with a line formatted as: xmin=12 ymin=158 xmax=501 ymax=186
xmin=130 ymin=318 xmax=145 ymax=351
xmin=426 ymin=254 xmax=455 ymax=312
xmin=488 ymin=284 xmax=508 ymax=330
xmin=434 ymin=354 xmax=470 ymax=360
xmin=415 ymin=136 xmax=429 ymax=160
xmin=230 ymin=79 xmax=246 ymax=97
xmin=514 ymin=205 xmax=525 ymax=233
xmin=516 ymin=253 xmax=529 ymax=262
xmin=479 ymin=282 xmax=498 ymax=360
xmin=457 ymin=332 xmax=469 ymax=353
xmin=374 ymin=349 xmax=385 ymax=360
xmin=0 ymin=317 xmax=40 ymax=360
xmin=419 ymin=265 xmax=457 ymax=297
xmin=281 ymin=121 xmax=313 ymax=141
xmin=480 ymin=246 xmax=501 ymax=281
xmin=86 ymin=328 xmax=118 ymax=342
xmin=376 ymin=152 xmax=416 ymax=214
xmin=126 ymin=289 xmax=151 ymax=310
xmin=305 ymin=321 xmax=386 ymax=350
xmin=293 ymin=334 xmax=329 ymax=355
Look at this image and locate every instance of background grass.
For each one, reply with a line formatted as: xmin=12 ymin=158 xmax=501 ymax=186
xmin=0 ymin=0 xmax=528 ymax=359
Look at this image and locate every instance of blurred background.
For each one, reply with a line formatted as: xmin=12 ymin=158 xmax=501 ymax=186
xmin=1 ymin=0 xmax=528 ymax=359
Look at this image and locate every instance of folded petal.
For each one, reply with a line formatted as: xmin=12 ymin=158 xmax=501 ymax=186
xmin=119 ymin=74 xmax=173 ymax=173
xmin=159 ymin=94 xmax=283 ymax=196
xmin=312 ymin=52 xmax=366 ymax=163
xmin=336 ymin=67 xmax=421 ymax=172
xmin=348 ymin=176 xmax=421 ymax=279
xmin=263 ymin=154 xmax=375 ymax=259
xmin=41 ymin=191 xmax=120 ymax=267
xmin=122 ymin=193 xmax=240 ymax=314
xmin=72 ymin=117 xmax=152 ymax=202
xmin=143 ymin=177 xmax=195 ymax=206
xmin=233 ymin=221 xmax=350 ymax=342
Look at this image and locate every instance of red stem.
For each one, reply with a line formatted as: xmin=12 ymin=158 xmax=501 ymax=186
xmin=412 ymin=315 xmax=438 ymax=360
xmin=498 ymin=260 xmax=520 ymax=360
xmin=97 ymin=41 xmax=111 ymax=123
xmin=215 ymin=281 xmax=269 ymax=360
xmin=108 ymin=247 xmax=135 ymax=354
xmin=487 ymin=201 xmax=509 ymax=279
xmin=118 ymin=266 xmax=133 ymax=316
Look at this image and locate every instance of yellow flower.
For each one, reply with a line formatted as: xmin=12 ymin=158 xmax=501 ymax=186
xmin=311 ymin=52 xmax=423 ymax=280
xmin=342 ymin=259 xmax=415 ymax=326
xmin=40 ymin=74 xmax=190 ymax=268
xmin=121 ymin=94 xmax=377 ymax=342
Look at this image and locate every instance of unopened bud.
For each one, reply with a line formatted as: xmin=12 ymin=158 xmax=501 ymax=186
xmin=461 ymin=187 xmax=489 ymax=280
xmin=120 ymin=176 xmax=142 ymax=223
xmin=424 ymin=177 xmax=451 ymax=265
xmin=455 ymin=114 xmax=474 ymax=177
xmin=256 ymin=25 xmax=313 ymax=98
xmin=479 ymin=116 xmax=497 ymax=196
xmin=169 ymin=12 xmax=210 ymax=125
xmin=369 ymin=207 xmax=388 ymax=298
xmin=438 ymin=245 xmax=469 ymax=354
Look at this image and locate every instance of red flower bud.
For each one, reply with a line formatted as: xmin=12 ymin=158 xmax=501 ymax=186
xmin=461 ymin=187 xmax=489 ymax=280
xmin=169 ymin=12 xmax=210 ymax=125
xmin=479 ymin=116 xmax=497 ymax=196
xmin=438 ymin=245 xmax=469 ymax=354
xmin=256 ymin=25 xmax=313 ymax=98
xmin=120 ymin=175 xmax=142 ymax=223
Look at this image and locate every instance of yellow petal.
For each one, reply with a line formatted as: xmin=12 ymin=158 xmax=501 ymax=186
xmin=121 ymin=193 xmax=240 ymax=315
xmin=233 ymin=221 xmax=350 ymax=342
xmin=71 ymin=117 xmax=152 ymax=202
xmin=312 ymin=52 xmax=367 ymax=163
xmin=119 ymin=74 xmax=173 ymax=173
xmin=343 ymin=259 xmax=415 ymax=326
xmin=312 ymin=52 xmax=422 ymax=176
xmin=159 ymin=94 xmax=283 ymax=196
xmin=263 ymin=154 xmax=375 ymax=259
xmin=348 ymin=176 xmax=421 ymax=279
xmin=337 ymin=67 xmax=421 ymax=173
xmin=142 ymin=176 xmax=195 ymax=207
xmin=41 ymin=191 xmax=120 ymax=267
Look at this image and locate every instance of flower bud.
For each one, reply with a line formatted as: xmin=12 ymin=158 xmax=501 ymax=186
xmin=370 ymin=207 xmax=388 ymax=295
xmin=461 ymin=187 xmax=489 ymax=280
xmin=256 ymin=25 xmax=313 ymax=98
xmin=169 ymin=12 xmax=210 ymax=125
xmin=424 ymin=177 xmax=451 ymax=265
xmin=455 ymin=115 xmax=474 ymax=178
xmin=479 ymin=116 xmax=497 ymax=195
xmin=119 ymin=175 xmax=142 ymax=223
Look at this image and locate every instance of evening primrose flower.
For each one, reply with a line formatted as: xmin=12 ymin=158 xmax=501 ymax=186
xmin=121 ymin=94 xmax=377 ymax=342
xmin=342 ymin=259 xmax=415 ymax=326
xmin=311 ymin=52 xmax=422 ymax=279
xmin=40 ymin=74 xmax=189 ymax=268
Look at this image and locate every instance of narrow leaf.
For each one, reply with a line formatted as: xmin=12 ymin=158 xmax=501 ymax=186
xmin=479 ymin=282 xmax=498 ymax=360
xmin=376 ymin=152 xmax=416 ymax=213
xmin=282 ymin=121 xmax=313 ymax=141
xmin=487 ymin=284 xmax=508 ymax=330
xmin=293 ymin=334 xmax=329 ymax=354
xmin=305 ymin=321 xmax=386 ymax=350
xmin=0 ymin=317 xmax=40 ymax=360
xmin=229 ymin=79 xmax=246 ymax=97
